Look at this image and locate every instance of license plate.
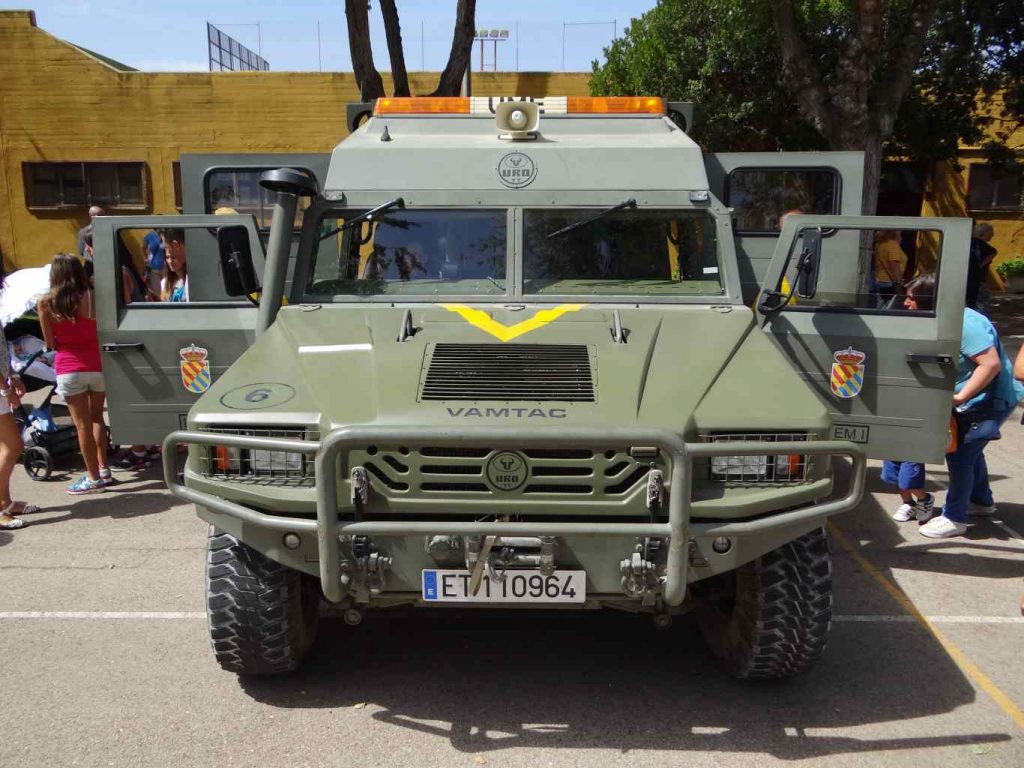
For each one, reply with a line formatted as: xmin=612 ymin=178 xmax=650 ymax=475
xmin=421 ymin=569 xmax=586 ymax=604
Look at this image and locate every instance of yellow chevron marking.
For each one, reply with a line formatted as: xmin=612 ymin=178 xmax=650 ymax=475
xmin=440 ymin=303 xmax=587 ymax=342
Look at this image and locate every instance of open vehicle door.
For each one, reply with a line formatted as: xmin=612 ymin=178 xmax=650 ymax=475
xmin=705 ymin=152 xmax=864 ymax=304
xmin=755 ymin=214 xmax=970 ymax=463
xmin=93 ymin=215 xmax=265 ymax=445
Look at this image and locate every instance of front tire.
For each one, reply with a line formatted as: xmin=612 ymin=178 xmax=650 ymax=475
xmin=205 ymin=527 xmax=319 ymax=675
xmin=696 ymin=527 xmax=832 ymax=680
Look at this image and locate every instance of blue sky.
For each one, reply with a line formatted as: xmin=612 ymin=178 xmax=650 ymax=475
xmin=5 ymin=1 xmax=658 ymax=73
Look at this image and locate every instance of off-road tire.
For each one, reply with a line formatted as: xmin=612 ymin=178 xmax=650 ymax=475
xmin=696 ymin=527 xmax=832 ymax=680
xmin=205 ymin=527 xmax=319 ymax=675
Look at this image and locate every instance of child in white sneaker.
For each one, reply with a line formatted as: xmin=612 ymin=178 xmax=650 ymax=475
xmin=881 ymin=460 xmax=934 ymax=523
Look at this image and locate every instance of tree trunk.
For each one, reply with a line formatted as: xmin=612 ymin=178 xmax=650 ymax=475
xmin=345 ymin=0 xmax=385 ymax=100
xmin=380 ymin=0 xmax=410 ymax=97
xmin=430 ymin=0 xmax=476 ymax=96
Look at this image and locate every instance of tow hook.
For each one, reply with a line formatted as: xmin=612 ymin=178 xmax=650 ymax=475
xmin=620 ymin=538 xmax=663 ymax=603
xmin=340 ymin=535 xmax=392 ymax=598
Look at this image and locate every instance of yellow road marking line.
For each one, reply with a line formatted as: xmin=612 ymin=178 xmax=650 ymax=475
xmin=829 ymin=522 xmax=1024 ymax=729
xmin=441 ymin=303 xmax=586 ymax=342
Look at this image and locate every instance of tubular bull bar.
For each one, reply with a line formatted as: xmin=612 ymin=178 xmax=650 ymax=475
xmin=163 ymin=427 xmax=866 ymax=605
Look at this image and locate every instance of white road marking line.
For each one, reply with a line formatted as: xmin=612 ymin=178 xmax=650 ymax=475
xmin=0 ymin=611 xmax=205 ymax=619
xmin=833 ymin=615 xmax=1024 ymax=624
xmin=0 ymin=612 xmax=1020 ymax=623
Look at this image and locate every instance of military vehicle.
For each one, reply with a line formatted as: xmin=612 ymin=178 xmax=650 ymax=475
xmin=96 ymin=96 xmax=968 ymax=679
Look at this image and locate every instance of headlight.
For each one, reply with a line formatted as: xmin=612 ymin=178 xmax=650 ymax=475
xmin=704 ymin=432 xmax=809 ymax=483
xmin=203 ymin=426 xmax=313 ymax=479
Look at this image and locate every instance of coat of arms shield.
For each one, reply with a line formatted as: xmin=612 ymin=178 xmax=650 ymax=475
xmin=180 ymin=345 xmax=212 ymax=394
xmin=830 ymin=347 xmax=866 ymax=399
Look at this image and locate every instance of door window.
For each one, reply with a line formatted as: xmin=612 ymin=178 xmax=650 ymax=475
xmin=726 ymin=168 xmax=839 ymax=233
xmin=772 ymin=226 xmax=943 ymax=314
xmin=113 ymin=225 xmax=252 ymax=304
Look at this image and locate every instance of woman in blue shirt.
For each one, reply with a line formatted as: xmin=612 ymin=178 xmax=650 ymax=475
xmin=909 ymin=275 xmax=1022 ymax=538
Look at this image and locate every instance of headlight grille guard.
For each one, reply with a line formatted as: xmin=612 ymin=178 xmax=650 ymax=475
xmin=164 ymin=428 xmax=865 ymax=607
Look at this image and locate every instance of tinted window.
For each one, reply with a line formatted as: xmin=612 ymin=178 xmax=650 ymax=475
xmin=305 ymin=209 xmax=507 ymax=299
xmin=23 ymin=162 xmax=147 ymax=209
xmin=523 ymin=209 xmax=722 ymax=296
xmin=205 ymin=169 xmax=313 ymax=228
xmin=727 ymin=168 xmax=839 ymax=232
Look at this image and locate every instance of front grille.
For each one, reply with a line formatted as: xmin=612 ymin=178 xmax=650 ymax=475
xmin=420 ymin=343 xmax=595 ymax=402
xmin=197 ymin=426 xmax=318 ymax=488
xmin=701 ymin=432 xmax=810 ymax=485
xmin=353 ymin=445 xmax=657 ymax=500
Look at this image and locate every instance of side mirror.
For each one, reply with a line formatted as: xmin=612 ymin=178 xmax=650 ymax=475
xmin=217 ymin=226 xmax=260 ymax=297
xmin=795 ymin=227 xmax=823 ymax=299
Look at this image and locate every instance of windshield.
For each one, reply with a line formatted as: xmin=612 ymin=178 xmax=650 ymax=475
xmin=523 ymin=209 xmax=723 ymax=296
xmin=304 ymin=208 xmax=507 ymax=299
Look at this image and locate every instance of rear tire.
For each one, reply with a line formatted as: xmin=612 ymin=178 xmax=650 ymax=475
xmin=205 ymin=527 xmax=319 ymax=675
xmin=696 ymin=527 xmax=832 ymax=680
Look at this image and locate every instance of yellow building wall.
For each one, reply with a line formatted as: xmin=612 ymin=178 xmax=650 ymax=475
xmin=0 ymin=11 xmax=592 ymax=269
xmin=921 ymin=94 xmax=1024 ymax=287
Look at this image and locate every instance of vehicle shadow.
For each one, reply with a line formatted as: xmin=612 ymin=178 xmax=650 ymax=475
xmin=238 ymin=609 xmax=1009 ymax=759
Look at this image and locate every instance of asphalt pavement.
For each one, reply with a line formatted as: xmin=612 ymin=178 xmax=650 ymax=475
xmin=1 ymin=298 xmax=1022 ymax=768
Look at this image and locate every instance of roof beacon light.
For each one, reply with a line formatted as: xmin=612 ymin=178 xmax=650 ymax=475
xmin=373 ymin=96 xmax=666 ymax=117
xmin=374 ymin=97 xmax=470 ymax=115
xmin=567 ymin=97 xmax=665 ymax=114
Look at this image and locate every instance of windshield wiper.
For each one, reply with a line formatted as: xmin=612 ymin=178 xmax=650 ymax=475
xmin=318 ymin=197 xmax=405 ymax=241
xmin=544 ymin=198 xmax=637 ymax=240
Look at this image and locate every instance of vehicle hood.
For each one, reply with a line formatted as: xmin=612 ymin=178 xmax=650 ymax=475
xmin=192 ymin=303 xmax=828 ymax=435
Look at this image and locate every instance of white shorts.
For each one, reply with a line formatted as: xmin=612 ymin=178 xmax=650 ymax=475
xmin=56 ymin=371 xmax=106 ymax=398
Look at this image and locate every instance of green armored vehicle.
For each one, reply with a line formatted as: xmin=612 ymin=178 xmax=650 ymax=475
xmin=96 ymin=96 xmax=968 ymax=679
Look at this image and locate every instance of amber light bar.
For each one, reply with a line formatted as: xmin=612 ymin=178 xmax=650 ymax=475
xmin=373 ymin=96 xmax=666 ymax=116
xmin=374 ymin=97 xmax=471 ymax=114
xmin=567 ymin=97 xmax=665 ymax=114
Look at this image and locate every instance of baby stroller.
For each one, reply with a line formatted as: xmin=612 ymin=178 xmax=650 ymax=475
xmin=7 ymin=334 xmax=115 ymax=480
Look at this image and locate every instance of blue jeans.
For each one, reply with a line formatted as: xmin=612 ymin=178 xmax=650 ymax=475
xmin=943 ymin=407 xmax=1011 ymax=523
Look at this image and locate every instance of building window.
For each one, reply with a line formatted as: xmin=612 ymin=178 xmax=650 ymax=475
xmin=204 ymin=168 xmax=313 ymax=229
xmin=172 ymin=162 xmax=183 ymax=212
xmin=967 ymin=163 xmax=1022 ymax=211
xmin=725 ymin=168 xmax=840 ymax=233
xmin=23 ymin=162 xmax=148 ymax=210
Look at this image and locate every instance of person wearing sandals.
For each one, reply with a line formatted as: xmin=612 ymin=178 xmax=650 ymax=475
xmin=39 ymin=253 xmax=112 ymax=495
xmin=0 ymin=251 xmax=37 ymax=529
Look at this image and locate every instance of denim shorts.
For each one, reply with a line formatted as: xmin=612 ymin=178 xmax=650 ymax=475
xmin=880 ymin=460 xmax=925 ymax=490
xmin=56 ymin=371 xmax=105 ymax=397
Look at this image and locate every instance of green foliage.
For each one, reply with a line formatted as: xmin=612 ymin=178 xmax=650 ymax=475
xmin=590 ymin=0 xmax=825 ymax=151
xmin=592 ymin=0 xmax=1022 ymax=164
xmin=996 ymin=258 xmax=1024 ymax=279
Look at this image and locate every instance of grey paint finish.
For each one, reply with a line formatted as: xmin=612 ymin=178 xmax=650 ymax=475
xmin=93 ymin=215 xmax=264 ymax=444
xmin=757 ymin=214 xmax=970 ymax=463
xmin=705 ymin=151 xmax=865 ymax=303
xmin=325 ymin=115 xmax=709 ymax=194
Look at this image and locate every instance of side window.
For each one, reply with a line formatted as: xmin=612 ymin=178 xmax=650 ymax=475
xmin=776 ymin=226 xmax=943 ymax=314
xmin=23 ymin=161 xmax=148 ymax=210
xmin=114 ymin=225 xmax=246 ymax=305
xmin=967 ymin=163 xmax=1022 ymax=211
xmin=204 ymin=168 xmax=314 ymax=229
xmin=726 ymin=168 xmax=839 ymax=233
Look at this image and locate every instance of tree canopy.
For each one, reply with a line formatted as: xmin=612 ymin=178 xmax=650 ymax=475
xmin=592 ymin=0 xmax=1022 ymax=212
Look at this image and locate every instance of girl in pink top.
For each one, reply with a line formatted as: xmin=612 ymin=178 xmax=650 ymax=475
xmin=40 ymin=253 xmax=110 ymax=494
